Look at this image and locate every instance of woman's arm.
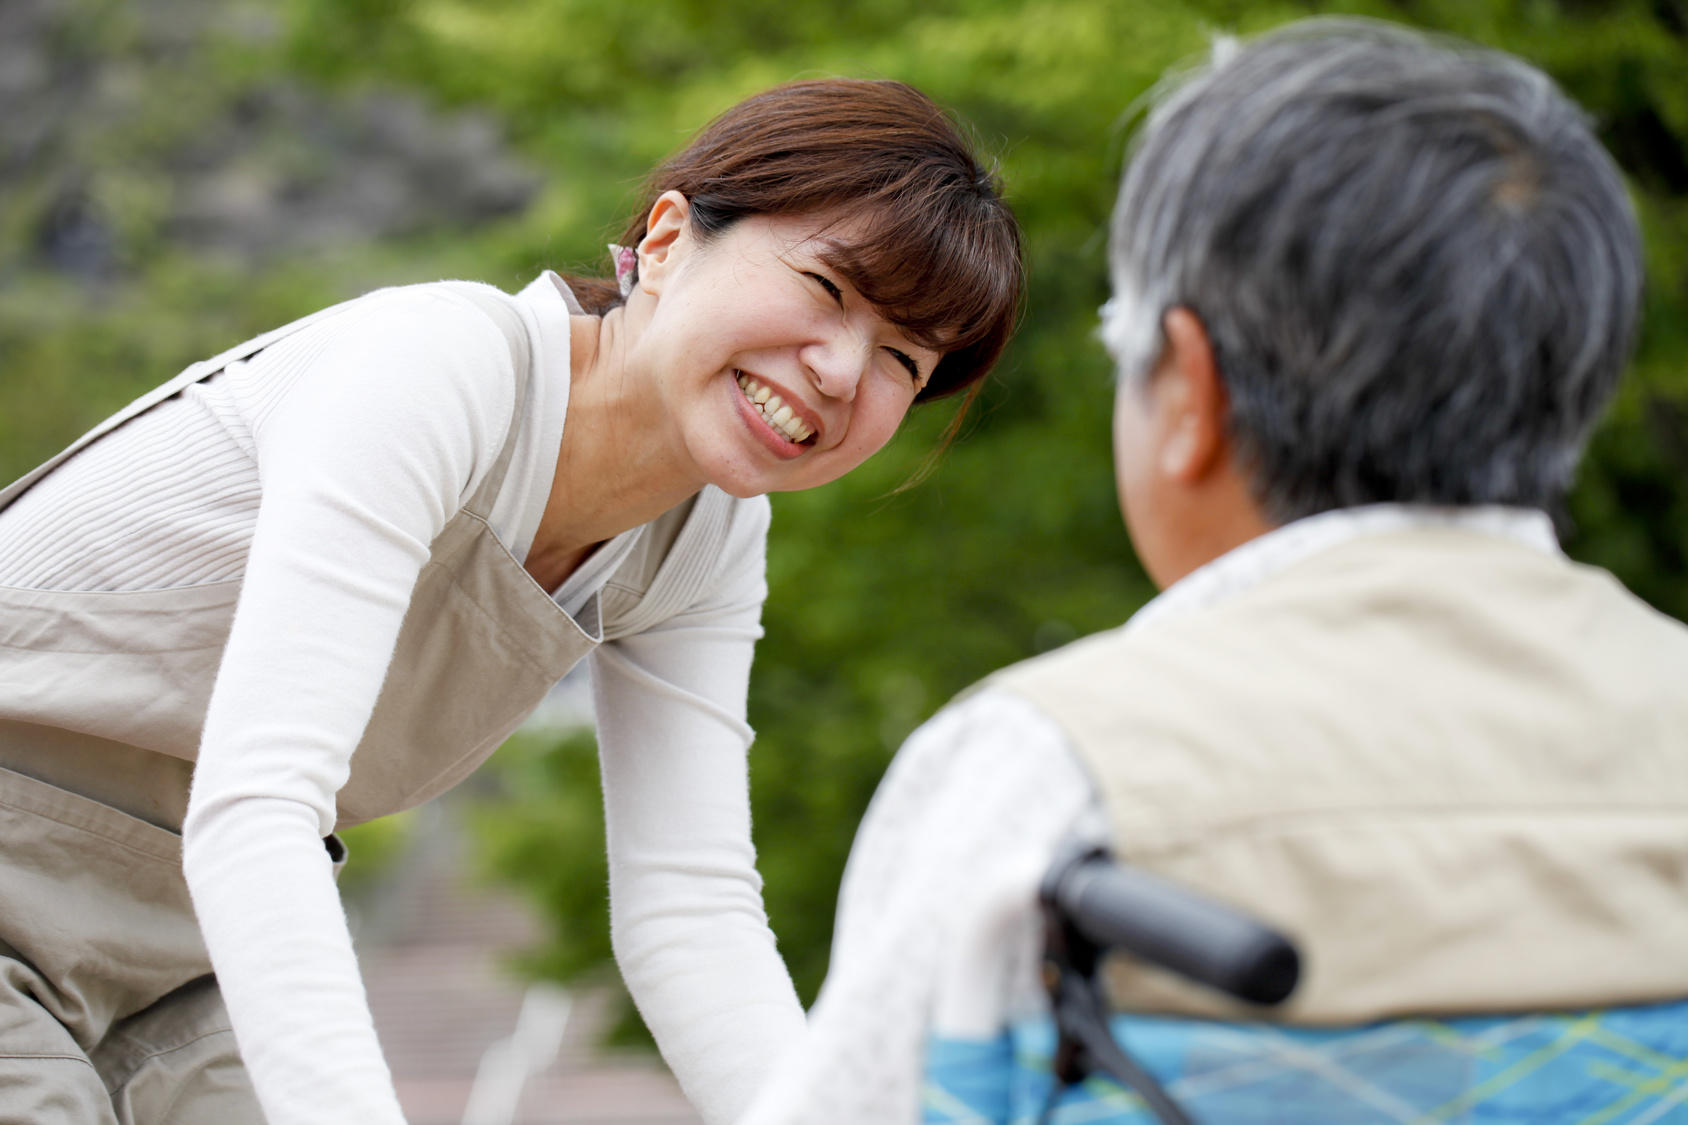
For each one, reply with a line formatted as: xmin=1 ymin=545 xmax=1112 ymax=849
xmin=589 ymin=495 xmax=806 ymax=1124
xmin=182 ymin=287 xmax=518 ymax=1125
xmin=738 ymin=691 xmax=1101 ymax=1125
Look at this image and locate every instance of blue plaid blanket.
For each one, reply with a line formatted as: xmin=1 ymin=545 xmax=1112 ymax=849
xmin=925 ymin=1001 xmax=1688 ymax=1123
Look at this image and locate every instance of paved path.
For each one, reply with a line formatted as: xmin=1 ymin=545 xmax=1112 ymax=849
xmin=352 ymin=800 xmax=703 ymax=1125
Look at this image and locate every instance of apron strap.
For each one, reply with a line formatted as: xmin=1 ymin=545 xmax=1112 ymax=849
xmin=0 ymin=296 xmax=368 ymax=511
xmin=437 ymin=284 xmax=536 ymax=519
xmin=1 ymin=283 xmax=537 ymax=519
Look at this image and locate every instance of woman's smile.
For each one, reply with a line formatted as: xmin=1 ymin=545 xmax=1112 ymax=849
xmin=626 ymin=200 xmax=939 ymax=496
xmin=735 ymin=370 xmax=817 ymax=446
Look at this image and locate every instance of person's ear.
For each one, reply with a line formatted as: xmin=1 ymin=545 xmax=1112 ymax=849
xmin=635 ymin=191 xmax=691 ymax=294
xmin=1155 ymin=306 xmax=1229 ymax=483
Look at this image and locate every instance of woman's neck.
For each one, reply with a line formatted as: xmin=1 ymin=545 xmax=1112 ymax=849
xmin=523 ymin=308 xmax=703 ymax=591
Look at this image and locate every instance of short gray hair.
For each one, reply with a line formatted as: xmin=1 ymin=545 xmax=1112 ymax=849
xmin=1103 ymin=18 xmax=1643 ymax=522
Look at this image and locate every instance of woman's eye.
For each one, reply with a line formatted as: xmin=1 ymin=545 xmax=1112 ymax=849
xmin=805 ymin=272 xmax=844 ymax=305
xmin=886 ymin=348 xmax=922 ymax=383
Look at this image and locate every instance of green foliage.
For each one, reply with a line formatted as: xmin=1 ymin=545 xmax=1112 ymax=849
xmin=336 ymin=809 xmax=419 ymax=904
xmin=6 ymin=0 xmax=1685 ymax=1037
xmin=468 ymin=729 xmax=613 ymax=983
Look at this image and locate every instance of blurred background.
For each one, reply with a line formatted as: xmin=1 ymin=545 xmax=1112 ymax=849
xmin=3 ymin=0 xmax=1684 ymax=1119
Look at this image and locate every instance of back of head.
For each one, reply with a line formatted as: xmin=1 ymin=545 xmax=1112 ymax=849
xmin=1104 ymin=19 xmax=1643 ymax=522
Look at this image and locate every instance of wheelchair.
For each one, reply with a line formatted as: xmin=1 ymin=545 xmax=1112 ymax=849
xmin=922 ymin=844 xmax=1688 ymax=1124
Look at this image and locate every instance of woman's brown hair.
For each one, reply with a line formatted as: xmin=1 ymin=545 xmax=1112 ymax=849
xmin=565 ymin=79 xmax=1024 ymax=404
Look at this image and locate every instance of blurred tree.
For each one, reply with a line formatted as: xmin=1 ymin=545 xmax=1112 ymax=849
xmin=453 ymin=0 xmax=1688 ymax=1026
xmin=3 ymin=0 xmax=1683 ymax=1046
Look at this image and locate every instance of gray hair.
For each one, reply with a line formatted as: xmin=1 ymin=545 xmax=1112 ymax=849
xmin=1103 ymin=18 xmax=1643 ymax=522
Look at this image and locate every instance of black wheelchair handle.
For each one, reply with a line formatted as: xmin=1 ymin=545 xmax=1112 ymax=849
xmin=1041 ymin=847 xmax=1301 ymax=1007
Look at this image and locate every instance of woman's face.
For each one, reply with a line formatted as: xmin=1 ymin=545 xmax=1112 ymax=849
xmin=633 ymin=195 xmax=943 ymax=498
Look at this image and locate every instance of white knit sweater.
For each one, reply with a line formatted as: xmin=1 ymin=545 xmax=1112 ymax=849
xmin=0 ymin=273 xmax=804 ymax=1125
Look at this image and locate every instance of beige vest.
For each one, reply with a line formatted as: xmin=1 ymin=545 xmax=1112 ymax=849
xmin=994 ymin=527 xmax=1688 ymax=1023
xmin=0 ymin=285 xmax=731 ymax=830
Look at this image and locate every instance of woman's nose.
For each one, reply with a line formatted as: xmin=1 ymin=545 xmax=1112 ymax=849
xmin=803 ymin=331 xmax=871 ymax=402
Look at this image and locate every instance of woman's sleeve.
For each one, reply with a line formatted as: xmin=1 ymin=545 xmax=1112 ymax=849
xmin=738 ymin=691 xmax=1103 ymax=1125
xmin=180 ymin=288 xmax=517 ymax=1125
xmin=589 ymin=495 xmax=807 ymax=1125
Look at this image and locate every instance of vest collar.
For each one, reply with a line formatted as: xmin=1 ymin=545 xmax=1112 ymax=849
xmin=1128 ymin=504 xmax=1560 ymax=634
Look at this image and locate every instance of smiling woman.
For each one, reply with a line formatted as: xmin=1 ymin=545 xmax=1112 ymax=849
xmin=0 ymin=78 xmax=1023 ymax=1125
xmin=595 ymin=202 xmax=947 ymax=505
xmin=574 ymin=80 xmax=1024 ymax=403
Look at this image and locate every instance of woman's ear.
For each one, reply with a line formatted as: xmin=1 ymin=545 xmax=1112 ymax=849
xmin=636 ymin=190 xmax=691 ymax=294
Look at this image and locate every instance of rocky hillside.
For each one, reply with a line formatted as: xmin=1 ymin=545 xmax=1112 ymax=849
xmin=2 ymin=0 xmax=536 ymax=287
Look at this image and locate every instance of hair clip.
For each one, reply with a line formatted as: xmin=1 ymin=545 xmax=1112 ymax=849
xmin=609 ymin=244 xmax=638 ymax=298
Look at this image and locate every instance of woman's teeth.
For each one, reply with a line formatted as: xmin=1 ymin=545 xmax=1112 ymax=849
xmin=736 ymin=371 xmax=815 ymax=444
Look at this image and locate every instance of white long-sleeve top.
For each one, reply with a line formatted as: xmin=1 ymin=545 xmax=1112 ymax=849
xmin=0 ymin=273 xmax=804 ymax=1124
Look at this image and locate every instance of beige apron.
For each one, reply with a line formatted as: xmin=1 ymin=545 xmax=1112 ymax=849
xmin=0 ymin=284 xmax=717 ymax=1122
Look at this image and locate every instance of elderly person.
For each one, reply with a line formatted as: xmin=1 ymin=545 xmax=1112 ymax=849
xmin=741 ymin=19 xmax=1688 ymax=1125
